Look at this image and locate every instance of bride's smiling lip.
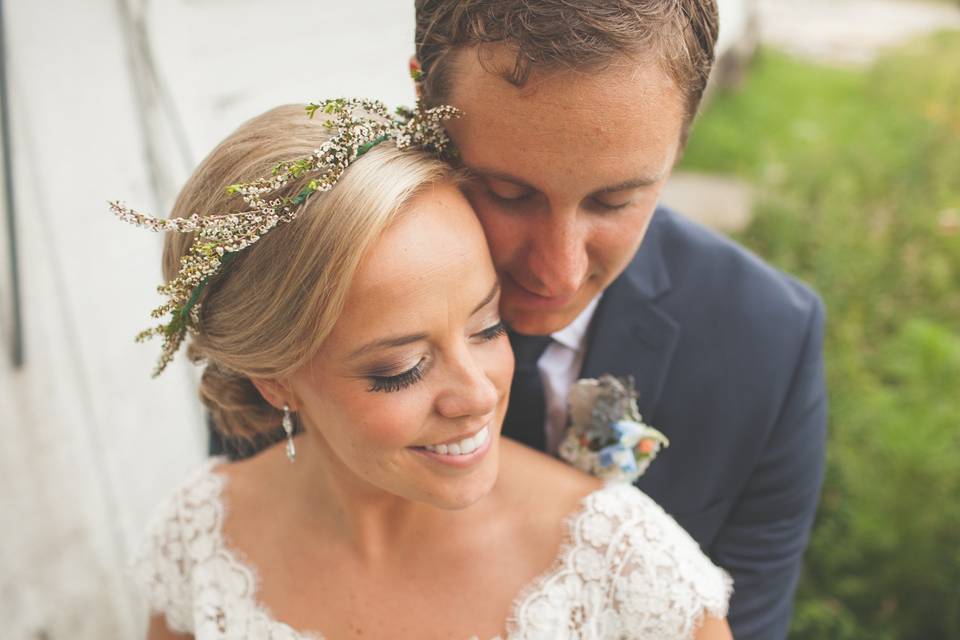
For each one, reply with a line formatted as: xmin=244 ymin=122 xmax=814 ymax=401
xmin=417 ymin=423 xmax=491 ymax=448
xmin=410 ymin=425 xmax=494 ymax=467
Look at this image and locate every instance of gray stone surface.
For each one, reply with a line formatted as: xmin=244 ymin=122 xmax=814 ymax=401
xmin=661 ymin=172 xmax=755 ymax=234
xmin=758 ymin=0 xmax=960 ymax=67
xmin=665 ymin=0 xmax=960 ymax=235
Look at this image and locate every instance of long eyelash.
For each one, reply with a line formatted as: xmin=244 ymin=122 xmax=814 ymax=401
xmin=368 ymin=361 xmax=425 ymax=393
xmin=478 ymin=321 xmax=507 ymax=341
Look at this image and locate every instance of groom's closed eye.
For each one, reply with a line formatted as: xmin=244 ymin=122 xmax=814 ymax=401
xmin=586 ymin=189 xmax=638 ymax=212
xmin=485 ymin=178 xmax=535 ymax=203
xmin=586 ymin=177 xmax=659 ymax=210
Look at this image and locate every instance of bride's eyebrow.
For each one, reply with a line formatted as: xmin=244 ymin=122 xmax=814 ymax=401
xmin=471 ymin=282 xmax=500 ymax=315
xmin=347 ymin=333 xmax=429 ymax=360
xmin=345 ymin=282 xmax=499 ymax=361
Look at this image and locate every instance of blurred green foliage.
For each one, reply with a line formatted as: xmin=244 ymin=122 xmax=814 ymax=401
xmin=681 ymin=32 xmax=960 ymax=639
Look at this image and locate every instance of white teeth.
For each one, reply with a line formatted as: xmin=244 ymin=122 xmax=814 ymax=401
xmin=423 ymin=426 xmax=490 ymax=456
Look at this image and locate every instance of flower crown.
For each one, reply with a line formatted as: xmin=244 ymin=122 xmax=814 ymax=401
xmin=110 ymin=98 xmax=461 ymax=376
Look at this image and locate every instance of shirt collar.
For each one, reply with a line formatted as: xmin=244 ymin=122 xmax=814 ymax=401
xmin=550 ymin=295 xmax=601 ymax=352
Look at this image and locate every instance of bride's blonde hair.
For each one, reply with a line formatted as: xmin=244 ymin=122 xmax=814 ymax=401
xmin=162 ymin=104 xmax=461 ymax=442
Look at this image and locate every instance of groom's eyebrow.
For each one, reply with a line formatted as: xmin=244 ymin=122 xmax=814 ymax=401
xmin=472 ymin=168 xmax=535 ymax=189
xmin=471 ymin=167 xmax=662 ymax=194
xmin=595 ymin=175 xmax=663 ymax=193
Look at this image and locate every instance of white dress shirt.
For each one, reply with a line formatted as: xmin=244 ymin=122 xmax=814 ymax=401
xmin=538 ymin=296 xmax=601 ymax=455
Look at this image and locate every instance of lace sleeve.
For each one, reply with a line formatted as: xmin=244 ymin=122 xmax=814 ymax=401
xmin=602 ymin=485 xmax=733 ymax=638
xmin=507 ymin=483 xmax=733 ymax=640
xmin=129 ymin=463 xmax=224 ymax=635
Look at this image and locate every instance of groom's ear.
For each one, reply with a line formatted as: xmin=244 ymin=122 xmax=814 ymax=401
xmin=409 ymin=55 xmax=424 ymax=99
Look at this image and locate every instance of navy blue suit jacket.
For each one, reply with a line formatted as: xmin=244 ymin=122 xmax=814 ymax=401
xmin=546 ymin=206 xmax=826 ymax=639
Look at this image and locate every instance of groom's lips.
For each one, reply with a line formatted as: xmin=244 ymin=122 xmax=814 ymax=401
xmin=504 ymin=274 xmax=576 ymax=312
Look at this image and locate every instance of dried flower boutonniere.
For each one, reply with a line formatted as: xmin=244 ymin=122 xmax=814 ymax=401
xmin=558 ymin=375 xmax=669 ymax=483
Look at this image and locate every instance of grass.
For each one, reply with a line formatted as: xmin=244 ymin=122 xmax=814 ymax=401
xmin=680 ymin=32 xmax=960 ymax=639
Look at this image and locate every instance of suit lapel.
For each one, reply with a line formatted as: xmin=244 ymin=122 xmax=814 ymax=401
xmin=580 ymin=209 xmax=680 ymax=421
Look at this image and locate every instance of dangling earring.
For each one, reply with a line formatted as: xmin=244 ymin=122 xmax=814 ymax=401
xmin=282 ymin=404 xmax=296 ymax=463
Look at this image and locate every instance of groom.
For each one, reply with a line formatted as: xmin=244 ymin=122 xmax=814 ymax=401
xmin=413 ymin=1 xmax=827 ymax=639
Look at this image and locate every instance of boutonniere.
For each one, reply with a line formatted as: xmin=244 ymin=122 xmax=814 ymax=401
xmin=558 ymin=375 xmax=669 ymax=483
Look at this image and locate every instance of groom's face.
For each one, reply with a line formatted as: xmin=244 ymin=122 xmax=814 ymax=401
xmin=444 ymin=47 xmax=687 ymax=335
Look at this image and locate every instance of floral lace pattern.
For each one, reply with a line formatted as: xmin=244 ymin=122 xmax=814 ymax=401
xmin=505 ymin=484 xmax=732 ymax=639
xmin=131 ymin=461 xmax=731 ymax=639
xmin=130 ymin=460 xmax=320 ymax=640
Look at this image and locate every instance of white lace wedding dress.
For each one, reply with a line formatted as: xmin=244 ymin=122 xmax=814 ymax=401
xmin=131 ymin=459 xmax=732 ymax=639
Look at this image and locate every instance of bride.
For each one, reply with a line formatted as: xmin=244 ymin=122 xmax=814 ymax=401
xmin=122 ymin=100 xmax=732 ymax=640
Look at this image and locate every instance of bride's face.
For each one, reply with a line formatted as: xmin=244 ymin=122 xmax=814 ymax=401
xmin=289 ymin=183 xmax=513 ymax=510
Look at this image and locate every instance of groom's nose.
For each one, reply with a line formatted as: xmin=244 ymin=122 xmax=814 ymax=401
xmin=525 ymin=211 xmax=589 ymax=298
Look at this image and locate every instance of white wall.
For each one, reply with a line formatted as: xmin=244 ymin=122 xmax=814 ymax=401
xmin=0 ymin=1 xmax=199 ymax=636
xmin=717 ymin=0 xmax=753 ymax=59
xmin=0 ymin=1 xmax=417 ymax=637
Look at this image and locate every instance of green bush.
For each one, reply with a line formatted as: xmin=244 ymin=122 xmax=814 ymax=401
xmin=682 ymin=33 xmax=960 ymax=639
xmin=793 ymin=320 xmax=960 ymax=639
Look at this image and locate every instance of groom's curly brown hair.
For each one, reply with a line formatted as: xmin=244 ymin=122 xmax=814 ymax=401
xmin=415 ymin=0 xmax=719 ymax=129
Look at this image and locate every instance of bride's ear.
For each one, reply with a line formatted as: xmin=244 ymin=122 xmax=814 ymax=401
xmin=250 ymin=377 xmax=297 ymax=412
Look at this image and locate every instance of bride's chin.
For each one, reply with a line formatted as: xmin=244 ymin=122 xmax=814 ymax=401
xmin=418 ymin=462 xmax=501 ymax=511
xmin=427 ymin=489 xmax=494 ymax=511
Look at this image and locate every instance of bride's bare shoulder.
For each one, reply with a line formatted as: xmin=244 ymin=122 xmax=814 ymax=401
xmin=496 ymin=437 xmax=603 ymax=513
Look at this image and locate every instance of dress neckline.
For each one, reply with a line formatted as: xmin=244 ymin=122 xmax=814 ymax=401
xmin=197 ymin=457 xmax=622 ymax=640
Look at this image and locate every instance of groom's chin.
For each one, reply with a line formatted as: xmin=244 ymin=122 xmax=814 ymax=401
xmin=499 ymin=277 xmax=598 ymax=336
xmin=503 ymin=305 xmax=581 ymax=337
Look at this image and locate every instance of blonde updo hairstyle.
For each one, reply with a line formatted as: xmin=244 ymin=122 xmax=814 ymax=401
xmin=162 ymin=104 xmax=461 ymax=444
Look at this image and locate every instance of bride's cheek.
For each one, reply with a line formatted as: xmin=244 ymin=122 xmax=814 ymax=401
xmin=491 ymin=342 xmax=516 ymax=397
xmin=354 ymin=396 xmax=430 ymax=448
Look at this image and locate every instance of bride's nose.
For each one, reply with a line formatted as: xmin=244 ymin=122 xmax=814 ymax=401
xmin=434 ymin=349 xmax=499 ymax=419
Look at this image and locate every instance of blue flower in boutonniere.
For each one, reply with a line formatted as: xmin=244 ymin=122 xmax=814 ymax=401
xmin=558 ymin=375 xmax=669 ymax=483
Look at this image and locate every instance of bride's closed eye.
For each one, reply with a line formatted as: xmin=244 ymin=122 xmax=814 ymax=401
xmin=475 ymin=320 xmax=507 ymax=342
xmin=368 ymin=359 xmax=427 ymax=393
xmin=366 ymin=321 xmax=507 ymax=393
